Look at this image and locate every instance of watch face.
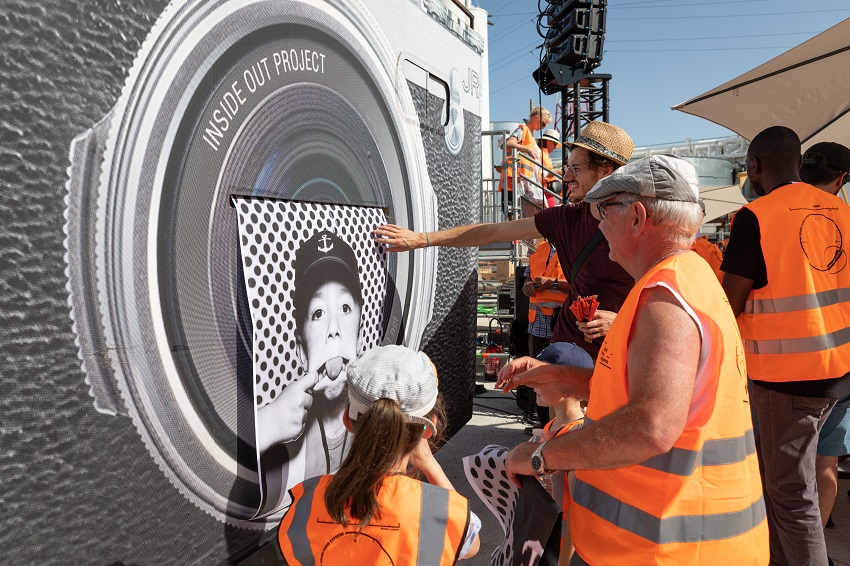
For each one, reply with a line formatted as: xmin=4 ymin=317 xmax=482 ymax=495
xmin=531 ymin=454 xmax=544 ymax=473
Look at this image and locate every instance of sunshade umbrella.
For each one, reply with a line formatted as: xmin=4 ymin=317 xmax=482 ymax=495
xmin=672 ymin=18 xmax=850 ymax=151
xmin=701 ymin=184 xmax=748 ymax=224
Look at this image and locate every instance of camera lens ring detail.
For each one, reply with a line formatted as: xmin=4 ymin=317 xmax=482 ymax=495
xmin=68 ymin=0 xmax=437 ymax=526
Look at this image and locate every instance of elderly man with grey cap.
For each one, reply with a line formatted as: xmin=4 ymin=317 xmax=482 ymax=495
xmin=376 ymin=121 xmax=636 ymax=359
xmin=496 ymin=155 xmax=768 ymax=565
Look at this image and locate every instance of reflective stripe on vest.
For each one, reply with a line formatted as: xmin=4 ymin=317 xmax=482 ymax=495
xmin=572 ymin=477 xmax=766 ymax=544
xmin=584 ymin=417 xmax=757 ymax=476
xmin=571 ymin=252 xmax=767 ymax=564
xmin=418 ymin=486 xmax=452 ymax=566
xmin=278 ymin=474 xmax=468 ymax=566
xmin=288 ymin=475 xmax=321 ymax=566
xmin=737 ymin=183 xmax=850 ymax=381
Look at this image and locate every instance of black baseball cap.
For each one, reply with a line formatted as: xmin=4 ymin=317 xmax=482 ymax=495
xmin=293 ymin=230 xmax=362 ymax=321
xmin=803 ymin=142 xmax=850 ymax=175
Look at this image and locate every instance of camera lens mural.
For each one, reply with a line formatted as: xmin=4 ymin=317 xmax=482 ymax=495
xmin=2 ymin=0 xmax=482 ymax=563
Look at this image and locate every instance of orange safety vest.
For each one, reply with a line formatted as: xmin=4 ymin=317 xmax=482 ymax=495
xmin=542 ymin=417 xmax=583 ymax=554
xmin=690 ymin=235 xmax=723 ymax=282
xmin=528 ymin=241 xmax=568 ymax=323
xmin=542 ymin=150 xmax=555 ymax=184
xmin=571 ymin=252 xmax=767 ymax=565
xmin=278 ymin=474 xmax=470 ymax=566
xmin=499 ymin=123 xmax=540 ymax=193
xmin=736 ymin=183 xmax=850 ymax=382
xmin=542 ymin=151 xmax=557 ymax=207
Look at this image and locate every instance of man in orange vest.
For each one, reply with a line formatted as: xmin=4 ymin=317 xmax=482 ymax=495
xmin=497 ymin=155 xmax=768 ymax=565
xmin=500 ymin=106 xmax=550 ymax=208
xmin=721 ymin=127 xmax=850 ymax=566
xmin=523 ymin=239 xmax=569 ymax=357
xmin=799 ymin=141 xmax=850 ymax=538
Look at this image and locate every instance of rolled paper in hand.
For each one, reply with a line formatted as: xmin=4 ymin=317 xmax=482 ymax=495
xmin=570 ymin=295 xmax=600 ymax=342
xmin=585 ymin=295 xmax=599 ymax=320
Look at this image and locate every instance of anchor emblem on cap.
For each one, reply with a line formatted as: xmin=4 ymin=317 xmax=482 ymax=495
xmin=318 ymin=234 xmax=333 ymax=253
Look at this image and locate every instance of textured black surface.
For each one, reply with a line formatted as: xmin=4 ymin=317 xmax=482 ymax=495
xmin=408 ymin=83 xmax=481 ymax=433
xmin=0 ymin=1 xmax=260 ymax=563
xmin=1 ymin=1 xmax=481 ymax=564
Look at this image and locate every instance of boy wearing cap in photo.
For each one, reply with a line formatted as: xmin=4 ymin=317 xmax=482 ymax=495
xmin=721 ymin=127 xmax=850 ymax=566
xmin=498 ymin=155 xmax=767 ymax=564
xmin=278 ymin=345 xmax=481 ymax=565
xmin=256 ymin=230 xmax=363 ymax=495
xmin=376 ymin=121 xmax=636 ymax=360
xmin=800 ymin=141 xmax=850 ymax=535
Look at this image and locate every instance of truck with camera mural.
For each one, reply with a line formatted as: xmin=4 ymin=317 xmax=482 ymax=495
xmin=1 ymin=0 xmax=485 ymax=563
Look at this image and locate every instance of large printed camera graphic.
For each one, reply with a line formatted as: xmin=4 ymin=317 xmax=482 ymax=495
xmin=65 ymin=0 xmax=483 ymax=528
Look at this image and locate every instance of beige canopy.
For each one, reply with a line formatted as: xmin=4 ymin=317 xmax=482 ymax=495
xmin=673 ymin=18 xmax=850 ymax=151
xmin=701 ymin=184 xmax=748 ymax=224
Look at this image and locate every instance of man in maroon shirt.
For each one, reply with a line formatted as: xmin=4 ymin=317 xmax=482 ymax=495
xmin=375 ymin=121 xmax=635 ymax=358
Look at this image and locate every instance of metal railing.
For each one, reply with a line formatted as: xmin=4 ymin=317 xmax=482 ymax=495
xmin=481 ymin=129 xmax=566 ymax=264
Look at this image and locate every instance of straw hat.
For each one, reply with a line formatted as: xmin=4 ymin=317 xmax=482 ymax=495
xmin=540 ymin=129 xmax=562 ymax=147
xmin=565 ymin=121 xmax=634 ymax=166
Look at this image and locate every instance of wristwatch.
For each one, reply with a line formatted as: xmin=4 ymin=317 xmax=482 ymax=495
xmin=552 ymin=279 xmax=559 ymax=291
xmin=531 ymin=441 xmax=549 ymax=476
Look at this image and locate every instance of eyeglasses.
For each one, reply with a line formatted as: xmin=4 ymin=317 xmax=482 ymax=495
xmin=565 ymin=163 xmax=590 ymax=175
xmin=595 ymin=201 xmax=628 ymax=220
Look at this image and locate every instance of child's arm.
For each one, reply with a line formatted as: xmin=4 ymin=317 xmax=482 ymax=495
xmin=409 ymin=438 xmax=453 ymax=490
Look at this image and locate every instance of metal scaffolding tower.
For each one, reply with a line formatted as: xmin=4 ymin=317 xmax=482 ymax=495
xmin=556 ymin=73 xmax=611 ymax=143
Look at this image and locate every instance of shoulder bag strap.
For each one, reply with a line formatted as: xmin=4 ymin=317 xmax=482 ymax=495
xmin=569 ymin=230 xmax=605 ymax=285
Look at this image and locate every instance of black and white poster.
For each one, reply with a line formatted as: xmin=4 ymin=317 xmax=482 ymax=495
xmin=234 ymin=198 xmax=387 ymax=516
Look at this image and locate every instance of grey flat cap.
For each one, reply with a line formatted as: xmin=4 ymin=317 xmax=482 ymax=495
xmin=584 ymin=154 xmax=701 ymax=204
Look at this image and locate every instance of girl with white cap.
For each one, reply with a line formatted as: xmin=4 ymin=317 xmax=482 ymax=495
xmin=278 ymin=345 xmax=481 ymax=565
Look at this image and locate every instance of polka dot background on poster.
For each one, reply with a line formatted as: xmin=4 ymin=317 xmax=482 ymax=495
xmin=234 ymin=199 xmax=387 ymax=408
xmin=463 ymin=444 xmax=520 ymax=566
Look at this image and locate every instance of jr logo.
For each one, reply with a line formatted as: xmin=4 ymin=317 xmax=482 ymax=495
xmin=462 ymin=67 xmax=479 ymax=99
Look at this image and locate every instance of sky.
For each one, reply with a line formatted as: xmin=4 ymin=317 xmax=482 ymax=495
xmin=475 ymin=0 xmax=850 ymax=148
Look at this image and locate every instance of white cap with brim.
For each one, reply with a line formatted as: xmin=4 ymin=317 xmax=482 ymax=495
xmin=347 ymin=345 xmax=439 ymax=436
xmin=584 ymin=154 xmax=701 ymax=204
xmin=540 ymin=129 xmax=562 ymax=147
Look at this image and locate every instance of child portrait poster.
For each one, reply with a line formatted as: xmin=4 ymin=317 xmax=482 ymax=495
xmin=234 ymin=198 xmax=387 ymax=517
